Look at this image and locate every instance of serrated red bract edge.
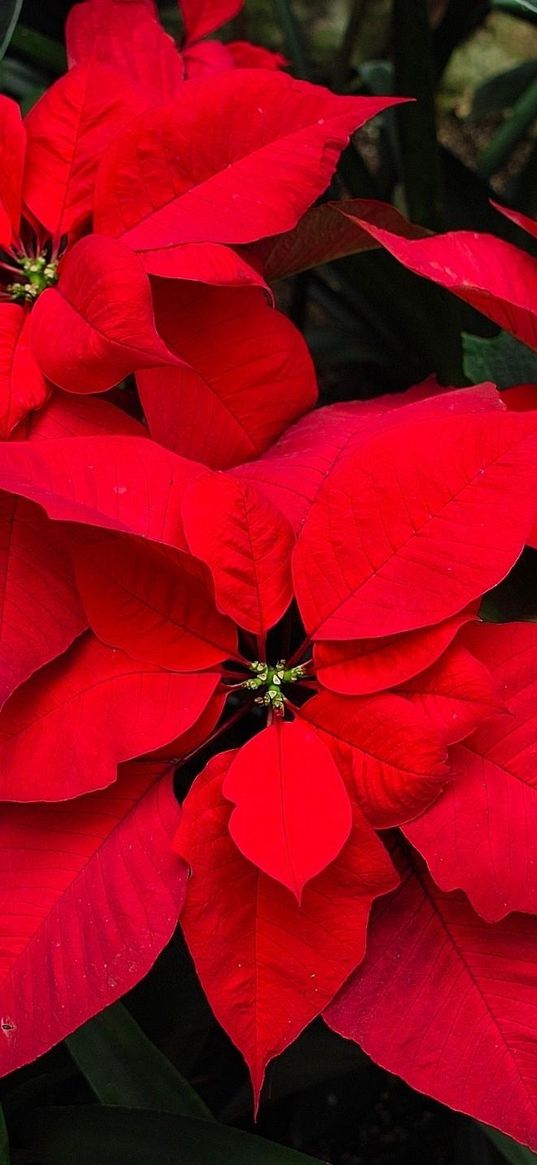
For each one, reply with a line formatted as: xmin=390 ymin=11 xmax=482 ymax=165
xmin=0 ymin=762 xmax=187 ymax=1078
xmin=324 ymin=840 xmax=537 ymax=1152
xmin=176 ymin=750 xmax=398 ymax=1106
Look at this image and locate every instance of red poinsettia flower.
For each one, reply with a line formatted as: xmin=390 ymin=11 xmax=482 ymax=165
xmin=0 ymin=381 xmax=537 ymax=1127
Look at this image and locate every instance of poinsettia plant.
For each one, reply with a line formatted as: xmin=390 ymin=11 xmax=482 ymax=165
xmin=3 ymin=0 xmax=537 ymax=1161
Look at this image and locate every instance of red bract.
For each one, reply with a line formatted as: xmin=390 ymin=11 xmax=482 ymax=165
xmin=1 ymin=382 xmax=537 ymax=1131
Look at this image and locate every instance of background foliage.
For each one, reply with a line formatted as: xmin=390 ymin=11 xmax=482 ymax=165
xmin=2 ymin=1 xmax=537 ymax=1162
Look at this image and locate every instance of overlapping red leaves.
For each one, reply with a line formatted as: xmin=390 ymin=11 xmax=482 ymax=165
xmin=2 ymin=0 xmax=537 ymax=1151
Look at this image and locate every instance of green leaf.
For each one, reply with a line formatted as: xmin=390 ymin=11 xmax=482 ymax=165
xmin=0 ymin=0 xmax=22 ymax=63
xmin=481 ymin=1123 xmax=537 ymax=1165
xmin=463 ymin=330 xmax=537 ymax=387
xmin=271 ymin=0 xmax=308 ymax=79
xmin=492 ymin=0 xmax=537 ymax=21
xmin=66 ymin=1002 xmax=212 ymax=1120
xmin=17 ymin=1107 xmax=325 ymax=1165
xmin=469 ymin=61 xmax=537 ymax=120
xmin=9 ymin=25 xmax=65 ymax=73
xmin=0 ymin=1103 xmax=9 ymax=1165
xmin=479 ymin=74 xmax=537 ymax=177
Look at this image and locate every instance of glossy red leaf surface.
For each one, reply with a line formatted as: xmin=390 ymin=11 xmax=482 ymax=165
xmin=0 ymin=632 xmax=219 ymax=800
xmin=179 ymin=0 xmax=242 ymax=42
xmin=0 ymin=305 xmax=48 ymax=437
xmin=94 ymin=72 xmax=401 ymax=251
xmin=399 ymin=641 xmax=500 ymax=746
xmin=71 ymin=529 xmax=238 ymax=670
xmin=137 ymin=241 xmax=266 ymax=287
xmin=177 ymin=750 xmax=398 ymax=1104
xmin=136 ymin=281 xmax=316 ymax=469
xmin=299 ymin=691 xmax=447 ymax=828
xmin=0 ymin=96 xmax=25 ymax=245
xmin=223 ymin=719 xmax=352 ymax=899
xmin=293 ymin=410 xmax=537 ymax=640
xmin=405 ymin=621 xmax=537 ymax=921
xmin=0 ymin=434 xmax=203 ymax=543
xmin=182 ymin=473 xmax=294 ymax=634
xmin=325 ymin=844 xmax=537 ymax=1153
xmin=315 ymin=609 xmax=477 ymax=696
xmin=349 ymin=212 xmax=537 ymax=351
xmin=24 ymin=392 xmax=147 ymax=440
xmin=66 ymin=0 xmax=184 ymax=105
xmin=30 ymin=235 xmax=179 ymax=394
xmin=24 ymin=64 xmax=145 ymax=238
xmin=0 ymin=495 xmax=86 ymax=708
xmin=0 ymin=762 xmax=186 ymax=1078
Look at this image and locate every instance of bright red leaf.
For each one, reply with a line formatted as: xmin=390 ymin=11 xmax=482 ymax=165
xmin=347 ymin=209 xmax=537 ymax=351
xmin=71 ymin=528 xmax=238 ymax=670
xmin=66 ymin=0 xmax=184 ymax=105
xmin=293 ymin=410 xmax=537 ymax=639
xmin=0 ymin=433 xmax=204 ymax=544
xmin=136 ymin=281 xmax=317 ymax=469
xmin=94 ymin=72 xmax=402 ymax=251
xmin=405 ymin=621 xmax=537 ymax=921
xmin=179 ymin=0 xmax=242 ymax=43
xmin=0 ymin=762 xmax=187 ymax=1077
xmin=315 ymin=609 xmax=477 ymax=696
xmin=182 ymin=474 xmax=294 ymax=634
xmin=0 ymin=632 xmax=219 ymax=800
xmin=398 ymin=640 xmax=500 ymax=746
xmin=325 ymin=843 xmax=537 ymax=1153
xmin=0 ymin=96 xmax=25 ymax=245
xmin=0 ymin=305 xmax=48 ymax=438
xmin=24 ymin=64 xmax=145 ymax=238
xmin=177 ymin=750 xmax=398 ymax=1104
xmin=0 ymin=494 xmax=86 ymax=708
xmin=299 ymin=690 xmax=447 ymax=828
xmin=24 ymin=391 xmax=147 ymax=440
xmin=223 ymin=719 xmax=352 ymax=899
xmin=30 ymin=235 xmax=180 ymax=394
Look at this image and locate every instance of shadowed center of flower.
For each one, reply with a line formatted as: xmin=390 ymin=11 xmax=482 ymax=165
xmin=241 ymin=660 xmax=306 ymax=712
xmin=6 ymin=252 xmax=59 ymax=302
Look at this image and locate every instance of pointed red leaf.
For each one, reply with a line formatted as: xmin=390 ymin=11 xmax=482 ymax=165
xmin=257 ymin=197 xmax=427 ymax=282
xmin=0 ymin=96 xmax=25 ymax=245
xmin=348 ymin=212 xmax=537 ymax=351
xmin=315 ymin=609 xmax=477 ymax=696
xmin=30 ymin=235 xmax=179 ymax=394
xmin=24 ymin=64 xmax=145 ymax=238
xmin=94 ymin=72 xmax=402 ymax=251
xmin=71 ymin=528 xmax=238 ymax=670
xmin=299 ymin=690 xmax=447 ymax=828
xmin=182 ymin=474 xmax=294 ymax=634
xmin=177 ymin=750 xmax=397 ymax=1104
xmin=137 ymin=281 xmax=316 ymax=468
xmin=293 ymin=411 xmax=537 ymax=640
xmin=398 ymin=641 xmax=500 ymax=746
xmin=325 ymin=843 xmax=537 ymax=1153
xmin=0 ymin=305 xmax=48 ymax=438
xmin=149 ymin=686 xmax=227 ymax=762
xmin=0 ymin=434 xmax=204 ymax=544
xmin=0 ymin=762 xmax=187 ymax=1078
xmin=223 ymin=719 xmax=352 ymax=900
xmin=236 ymin=382 xmax=503 ymax=532
xmin=0 ymin=632 xmax=219 ymax=800
xmin=0 ymin=494 xmax=86 ymax=708
xmin=405 ymin=621 xmax=537 ymax=921
xmin=179 ymin=0 xmax=242 ymax=43
xmin=66 ymin=0 xmax=184 ymax=106
xmin=490 ymin=200 xmax=537 ymax=240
